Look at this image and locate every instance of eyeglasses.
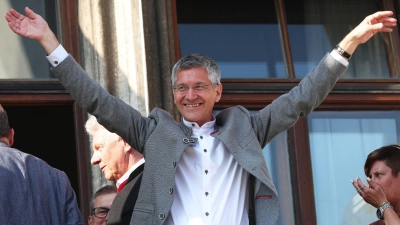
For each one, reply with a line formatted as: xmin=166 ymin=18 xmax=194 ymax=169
xmin=91 ymin=207 xmax=110 ymax=218
xmin=172 ymin=84 xmax=217 ymax=93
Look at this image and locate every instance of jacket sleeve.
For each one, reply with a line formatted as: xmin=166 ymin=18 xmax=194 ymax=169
xmin=56 ymin=171 xmax=86 ymax=225
xmin=50 ymin=55 xmax=151 ymax=152
xmin=250 ymin=53 xmax=347 ymax=147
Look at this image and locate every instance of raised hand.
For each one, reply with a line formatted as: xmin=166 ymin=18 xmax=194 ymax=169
xmin=352 ymin=11 xmax=397 ymax=45
xmin=351 ymin=177 xmax=387 ymax=208
xmin=5 ymin=7 xmax=48 ymax=40
xmin=339 ymin=11 xmax=397 ymax=56
xmin=5 ymin=7 xmax=60 ymax=54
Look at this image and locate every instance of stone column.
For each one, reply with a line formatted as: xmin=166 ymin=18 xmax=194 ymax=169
xmin=141 ymin=0 xmax=180 ymax=121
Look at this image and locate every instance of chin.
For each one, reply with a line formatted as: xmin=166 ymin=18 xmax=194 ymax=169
xmin=185 ymin=116 xmax=201 ymax=123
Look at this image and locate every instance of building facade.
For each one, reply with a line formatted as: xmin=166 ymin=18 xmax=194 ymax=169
xmin=1 ymin=0 xmax=400 ymax=224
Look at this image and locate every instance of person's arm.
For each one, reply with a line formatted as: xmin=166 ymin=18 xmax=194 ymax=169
xmin=5 ymin=7 xmax=150 ymax=152
xmin=55 ymin=170 xmax=86 ymax=225
xmin=352 ymin=178 xmax=400 ymax=225
xmin=251 ymin=11 xmax=397 ymax=145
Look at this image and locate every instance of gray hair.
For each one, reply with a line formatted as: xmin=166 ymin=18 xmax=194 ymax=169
xmin=85 ymin=115 xmax=106 ymax=136
xmin=171 ymin=53 xmax=221 ymax=87
xmin=85 ymin=115 xmax=117 ymax=143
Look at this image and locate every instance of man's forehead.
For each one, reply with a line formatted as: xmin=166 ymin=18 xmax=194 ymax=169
xmin=177 ymin=67 xmax=208 ymax=76
xmin=92 ymin=133 xmax=105 ymax=145
xmin=176 ymin=68 xmax=211 ymax=84
xmin=176 ymin=81 xmax=209 ymax=86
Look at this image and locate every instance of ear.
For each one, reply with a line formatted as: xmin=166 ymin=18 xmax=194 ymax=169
xmin=8 ymin=128 xmax=14 ymax=146
xmin=88 ymin=215 xmax=93 ymax=224
xmin=214 ymin=84 xmax=223 ymax=103
xmin=121 ymin=138 xmax=132 ymax=153
xmin=172 ymin=88 xmax=177 ymax=104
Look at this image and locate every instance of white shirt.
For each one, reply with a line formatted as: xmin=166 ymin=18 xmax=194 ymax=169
xmin=165 ymin=118 xmax=249 ymax=225
xmin=46 ymin=45 xmax=69 ymax=67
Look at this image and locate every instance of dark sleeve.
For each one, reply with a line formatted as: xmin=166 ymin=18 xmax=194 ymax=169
xmin=59 ymin=171 xmax=86 ymax=225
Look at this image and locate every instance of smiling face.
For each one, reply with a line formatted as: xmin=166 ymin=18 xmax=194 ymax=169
xmin=173 ymin=67 xmax=222 ymax=126
xmin=369 ymin=160 xmax=400 ymax=205
xmin=90 ymin=129 xmax=129 ymax=182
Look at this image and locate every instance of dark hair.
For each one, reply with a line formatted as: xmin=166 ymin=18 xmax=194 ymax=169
xmin=0 ymin=105 xmax=10 ymax=138
xmin=89 ymin=185 xmax=116 ymax=212
xmin=364 ymin=144 xmax=400 ymax=177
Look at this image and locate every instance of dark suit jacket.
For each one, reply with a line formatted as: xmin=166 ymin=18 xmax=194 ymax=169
xmin=0 ymin=142 xmax=84 ymax=225
xmin=107 ymin=163 xmax=144 ymax=225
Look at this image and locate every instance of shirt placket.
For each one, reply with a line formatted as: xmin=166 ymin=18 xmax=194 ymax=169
xmin=200 ymin=129 xmax=212 ymax=224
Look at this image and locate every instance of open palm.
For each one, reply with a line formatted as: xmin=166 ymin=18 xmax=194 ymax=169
xmin=5 ymin=7 xmax=49 ymax=41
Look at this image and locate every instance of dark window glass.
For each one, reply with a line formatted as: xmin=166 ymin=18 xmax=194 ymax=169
xmin=177 ymin=0 xmax=286 ymax=78
xmin=285 ymin=0 xmax=393 ymax=79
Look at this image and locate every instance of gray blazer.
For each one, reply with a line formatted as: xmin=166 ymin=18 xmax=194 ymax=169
xmin=0 ymin=142 xmax=85 ymax=225
xmin=52 ymin=53 xmax=346 ymax=225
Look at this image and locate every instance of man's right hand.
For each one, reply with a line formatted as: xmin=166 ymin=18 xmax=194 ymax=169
xmin=5 ymin=7 xmax=60 ymax=54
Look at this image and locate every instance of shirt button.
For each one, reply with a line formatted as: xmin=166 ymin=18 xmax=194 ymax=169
xmin=192 ymin=124 xmax=195 ymax=126
xmin=205 ymin=192 xmax=209 ymax=196
xmin=205 ymin=170 xmax=208 ymax=174
xmin=159 ymin=213 xmax=165 ymax=219
xmin=205 ymin=212 xmax=209 ymax=216
xmin=169 ymin=187 xmax=173 ymax=194
xmin=200 ymin=136 xmax=203 ymax=139
xmin=204 ymin=149 xmax=207 ymax=153
xmin=54 ymin=61 xmax=58 ymax=64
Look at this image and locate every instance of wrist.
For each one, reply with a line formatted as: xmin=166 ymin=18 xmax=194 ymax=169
xmin=338 ymin=34 xmax=360 ymax=55
xmin=39 ymin=29 xmax=60 ymax=55
xmin=376 ymin=201 xmax=393 ymax=220
xmin=334 ymin=45 xmax=352 ymax=60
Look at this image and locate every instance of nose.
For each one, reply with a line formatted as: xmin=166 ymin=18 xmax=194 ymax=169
xmin=90 ymin=152 xmax=101 ymax=165
xmin=185 ymin=87 xmax=197 ymax=100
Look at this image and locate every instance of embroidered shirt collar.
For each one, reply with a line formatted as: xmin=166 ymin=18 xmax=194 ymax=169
xmin=182 ymin=116 xmax=216 ymax=129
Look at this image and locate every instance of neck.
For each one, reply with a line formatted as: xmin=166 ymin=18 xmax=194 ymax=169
xmin=128 ymin=150 xmax=143 ymax=167
xmin=392 ymin=201 xmax=400 ymax=217
xmin=0 ymin=137 xmax=10 ymax=146
xmin=129 ymin=156 xmax=143 ymax=168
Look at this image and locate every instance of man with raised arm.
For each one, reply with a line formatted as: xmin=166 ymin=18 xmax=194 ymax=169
xmin=6 ymin=7 xmax=397 ymax=225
